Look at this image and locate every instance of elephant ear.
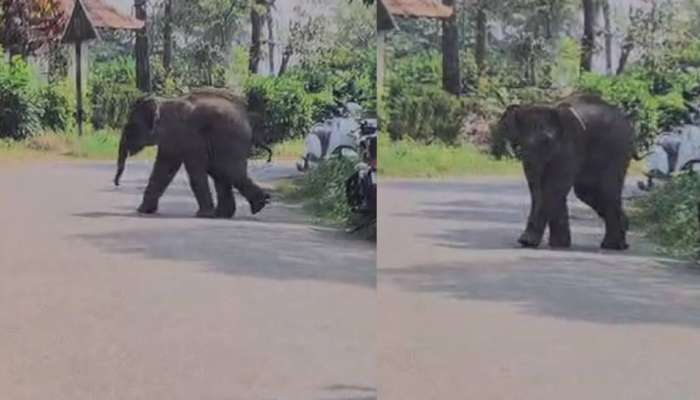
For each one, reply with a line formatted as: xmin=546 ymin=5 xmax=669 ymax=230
xmin=130 ymin=96 xmax=160 ymax=130
xmin=555 ymin=103 xmax=587 ymax=140
xmin=491 ymin=104 xmax=521 ymax=158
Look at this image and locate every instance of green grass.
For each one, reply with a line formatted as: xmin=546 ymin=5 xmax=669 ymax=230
xmin=379 ymin=137 xmax=647 ymax=178
xmin=0 ymin=127 xmax=156 ymax=161
xmin=272 ymin=137 xmax=304 ymax=160
xmin=379 ymin=137 xmax=522 ymax=178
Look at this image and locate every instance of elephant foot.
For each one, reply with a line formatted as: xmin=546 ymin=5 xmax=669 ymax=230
xmin=215 ymin=206 xmax=236 ymax=219
xmin=518 ymin=231 xmax=542 ymax=248
xmin=250 ymin=193 xmax=271 ymax=215
xmin=137 ymin=203 xmax=158 ymax=214
xmin=196 ymin=208 xmax=217 ymax=219
xmin=549 ymin=235 xmax=572 ymax=249
xmin=601 ymin=238 xmax=629 ymax=251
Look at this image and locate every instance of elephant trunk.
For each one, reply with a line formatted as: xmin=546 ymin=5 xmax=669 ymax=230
xmin=115 ymin=135 xmax=128 ymax=186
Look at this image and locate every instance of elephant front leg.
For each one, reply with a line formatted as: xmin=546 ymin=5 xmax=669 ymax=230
xmin=138 ymin=153 xmax=182 ymax=214
xmin=547 ymin=197 xmax=571 ymax=248
xmin=519 ymin=164 xmax=547 ymax=248
xmin=184 ymin=158 xmax=216 ymax=218
xmin=214 ymin=179 xmax=236 ymax=218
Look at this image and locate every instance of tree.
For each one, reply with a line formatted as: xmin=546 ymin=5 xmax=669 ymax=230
xmin=278 ymin=6 xmax=328 ymax=76
xmin=135 ymin=0 xmax=151 ymax=92
xmin=474 ymin=0 xmax=487 ymax=76
xmin=249 ymin=0 xmax=266 ymax=74
xmin=0 ymin=0 xmax=64 ymax=58
xmin=442 ymin=0 xmax=460 ymax=95
xmin=601 ymin=0 xmax=612 ymax=74
xmin=162 ymin=0 xmax=173 ymax=74
xmin=580 ymin=0 xmax=595 ymax=72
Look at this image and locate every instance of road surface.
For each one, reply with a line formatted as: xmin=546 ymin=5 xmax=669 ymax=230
xmin=0 ymin=160 xmax=376 ymax=400
xmin=379 ymin=177 xmax=700 ymax=400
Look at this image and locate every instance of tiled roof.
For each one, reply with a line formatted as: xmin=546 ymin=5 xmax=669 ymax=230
xmin=58 ymin=0 xmax=144 ymax=31
xmin=383 ymin=0 xmax=453 ymax=19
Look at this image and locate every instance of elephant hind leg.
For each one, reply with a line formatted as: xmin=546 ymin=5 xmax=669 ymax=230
xmin=184 ymin=156 xmax=216 ymax=218
xmin=574 ymin=181 xmax=604 ymax=218
xmin=213 ymin=178 xmax=236 ymax=218
xmin=138 ymin=152 xmax=182 ymax=214
xmin=222 ymin=160 xmax=270 ymax=215
xmin=597 ymin=173 xmax=629 ymax=250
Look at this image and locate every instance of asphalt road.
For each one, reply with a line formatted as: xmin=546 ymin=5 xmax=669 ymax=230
xmin=379 ymin=177 xmax=700 ymax=400
xmin=0 ymin=160 xmax=376 ymax=400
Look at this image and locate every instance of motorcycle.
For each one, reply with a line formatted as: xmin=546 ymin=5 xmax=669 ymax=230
xmin=345 ymin=119 xmax=378 ymax=233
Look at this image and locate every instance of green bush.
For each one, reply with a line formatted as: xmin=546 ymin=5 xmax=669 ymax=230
xmin=291 ymin=156 xmax=356 ymax=223
xmin=88 ymin=57 xmax=142 ymax=129
xmin=0 ymin=54 xmax=41 ymax=139
xmin=579 ymin=69 xmax=700 ymax=152
xmin=246 ymin=74 xmax=335 ymax=143
xmin=634 ymin=172 xmax=700 ymax=259
xmin=291 ymin=46 xmax=377 ymax=114
xmin=37 ymin=80 xmax=75 ymax=132
xmin=387 ymin=84 xmax=465 ymax=144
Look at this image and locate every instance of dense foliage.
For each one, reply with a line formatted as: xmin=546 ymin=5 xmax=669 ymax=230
xmin=634 ymin=172 xmax=700 ymax=259
xmin=88 ymin=58 xmax=142 ymax=130
xmin=289 ymin=156 xmax=357 ymax=223
xmin=0 ymin=54 xmax=41 ymax=139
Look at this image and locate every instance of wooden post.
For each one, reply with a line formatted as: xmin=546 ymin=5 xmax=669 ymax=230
xmin=134 ymin=0 xmax=151 ymax=92
xmin=377 ymin=30 xmax=385 ymax=117
xmin=75 ymin=41 xmax=83 ymax=136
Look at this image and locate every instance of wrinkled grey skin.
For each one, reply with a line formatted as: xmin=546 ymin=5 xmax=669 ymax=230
xmin=114 ymin=92 xmax=272 ymax=187
xmin=496 ymin=94 xmax=633 ymax=250
xmin=117 ymin=89 xmax=270 ymax=218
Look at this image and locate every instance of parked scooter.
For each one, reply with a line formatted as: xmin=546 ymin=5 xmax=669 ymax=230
xmin=638 ymin=102 xmax=700 ymax=190
xmin=345 ymin=119 xmax=378 ymax=233
xmin=296 ymin=102 xmax=366 ymax=171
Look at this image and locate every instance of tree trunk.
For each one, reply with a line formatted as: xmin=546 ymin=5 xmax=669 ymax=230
xmin=162 ymin=0 xmax=173 ymax=74
xmin=580 ymin=0 xmax=595 ymax=73
xmin=249 ymin=0 xmax=265 ymax=74
xmin=602 ymin=0 xmax=612 ymax=74
xmin=617 ymin=35 xmax=633 ymax=75
xmin=278 ymin=45 xmax=292 ymax=76
xmin=441 ymin=0 xmax=460 ymax=95
xmin=134 ymin=0 xmax=151 ymax=92
xmin=266 ymin=0 xmax=275 ymax=74
xmin=475 ymin=2 xmax=487 ymax=76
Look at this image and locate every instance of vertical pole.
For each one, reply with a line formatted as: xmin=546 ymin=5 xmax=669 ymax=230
xmin=75 ymin=41 xmax=83 ymax=136
xmin=135 ymin=0 xmax=151 ymax=92
xmin=377 ymin=30 xmax=385 ymax=119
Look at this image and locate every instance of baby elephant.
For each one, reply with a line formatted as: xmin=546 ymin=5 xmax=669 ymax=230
xmin=495 ymin=94 xmax=633 ymax=250
xmin=118 ymin=89 xmax=270 ymax=218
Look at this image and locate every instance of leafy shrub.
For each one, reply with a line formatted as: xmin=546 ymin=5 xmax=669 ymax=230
xmin=88 ymin=57 xmax=142 ymax=129
xmin=387 ymin=84 xmax=465 ymax=144
xmin=634 ymin=172 xmax=700 ymax=259
xmin=37 ymin=80 xmax=74 ymax=132
xmin=0 ymin=54 xmax=41 ymax=139
xmin=290 ymin=156 xmax=356 ymax=223
xmin=246 ymin=74 xmax=335 ymax=143
xmin=579 ymin=69 xmax=698 ymax=152
xmin=290 ymin=46 xmax=377 ymax=114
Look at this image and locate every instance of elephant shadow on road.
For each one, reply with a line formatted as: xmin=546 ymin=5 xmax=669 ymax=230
xmin=384 ymin=256 xmax=700 ymax=327
xmin=383 ymin=180 xmax=700 ymax=327
xmin=397 ymin=179 xmax=651 ymax=255
xmin=75 ymin=219 xmax=375 ymax=288
xmin=73 ymin=168 xmax=375 ymax=288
